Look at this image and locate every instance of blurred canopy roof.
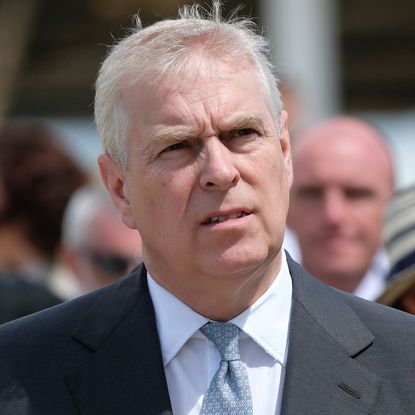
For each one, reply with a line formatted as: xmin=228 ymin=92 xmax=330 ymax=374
xmin=0 ymin=0 xmax=414 ymax=119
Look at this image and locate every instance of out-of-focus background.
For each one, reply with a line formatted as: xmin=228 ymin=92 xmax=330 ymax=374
xmin=1 ymin=0 xmax=414 ymax=186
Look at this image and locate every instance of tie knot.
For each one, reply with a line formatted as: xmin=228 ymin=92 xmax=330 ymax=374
xmin=201 ymin=322 xmax=241 ymax=361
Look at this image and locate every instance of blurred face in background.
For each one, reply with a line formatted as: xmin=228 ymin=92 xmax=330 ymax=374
xmin=287 ymin=118 xmax=394 ymax=292
xmin=61 ymin=209 xmax=142 ymax=293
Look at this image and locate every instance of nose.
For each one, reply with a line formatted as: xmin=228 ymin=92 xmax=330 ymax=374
xmin=323 ymin=189 xmax=347 ymax=225
xmin=199 ymin=139 xmax=240 ymax=191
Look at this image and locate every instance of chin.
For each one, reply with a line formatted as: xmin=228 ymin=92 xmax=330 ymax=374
xmin=321 ymin=264 xmax=363 ymax=280
xmin=200 ymin=247 xmax=273 ymax=277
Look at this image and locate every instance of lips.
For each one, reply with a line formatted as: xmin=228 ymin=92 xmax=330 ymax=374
xmin=202 ymin=211 xmax=249 ymax=225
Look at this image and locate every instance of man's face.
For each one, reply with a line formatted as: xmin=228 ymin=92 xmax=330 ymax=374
xmin=100 ymin=62 xmax=292 ymax=301
xmin=288 ymin=133 xmax=393 ymax=289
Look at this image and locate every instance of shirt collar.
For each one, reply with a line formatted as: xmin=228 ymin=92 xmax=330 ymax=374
xmin=147 ymin=275 xmax=208 ymax=367
xmin=231 ymin=251 xmax=292 ymax=364
xmin=147 ymin=250 xmax=292 ymax=367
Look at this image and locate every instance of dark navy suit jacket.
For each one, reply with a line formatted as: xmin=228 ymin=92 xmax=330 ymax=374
xmin=1 ymin=255 xmax=415 ymax=414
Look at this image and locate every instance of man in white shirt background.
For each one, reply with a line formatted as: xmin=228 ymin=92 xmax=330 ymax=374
xmin=287 ymin=116 xmax=395 ymax=300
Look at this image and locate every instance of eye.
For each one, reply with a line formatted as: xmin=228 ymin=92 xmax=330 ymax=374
xmin=161 ymin=141 xmax=188 ymax=153
xmin=157 ymin=139 xmax=193 ymax=160
xmin=233 ymin=128 xmax=259 ymax=138
xmin=297 ymin=186 xmax=323 ymax=200
xmin=345 ymin=188 xmax=374 ymax=200
xmin=223 ymin=128 xmax=260 ymax=143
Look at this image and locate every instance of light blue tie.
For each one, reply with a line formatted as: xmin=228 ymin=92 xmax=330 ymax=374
xmin=200 ymin=322 xmax=253 ymax=414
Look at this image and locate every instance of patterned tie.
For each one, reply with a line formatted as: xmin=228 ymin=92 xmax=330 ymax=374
xmin=200 ymin=322 xmax=253 ymax=414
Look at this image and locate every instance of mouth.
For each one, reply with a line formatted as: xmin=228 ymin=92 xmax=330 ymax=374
xmin=202 ymin=211 xmax=250 ymax=225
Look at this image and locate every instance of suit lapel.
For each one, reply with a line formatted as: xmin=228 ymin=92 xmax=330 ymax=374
xmin=63 ymin=255 xmax=391 ymax=414
xmin=281 ymin=256 xmax=381 ymax=415
xmin=65 ymin=265 xmax=172 ymax=415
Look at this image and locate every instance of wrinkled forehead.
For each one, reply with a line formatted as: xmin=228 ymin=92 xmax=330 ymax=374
xmin=123 ymin=58 xmax=271 ymax=124
xmin=121 ymin=55 xmax=274 ymax=133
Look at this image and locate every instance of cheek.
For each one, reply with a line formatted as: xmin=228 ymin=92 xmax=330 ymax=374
xmin=292 ymin=216 xmax=318 ymax=241
xmin=140 ymin=169 xmax=195 ymax=221
xmin=124 ymin=173 xmax=160 ymax=231
xmin=263 ymin=161 xmax=291 ymax=220
xmin=253 ymin=145 xmax=285 ymax=184
xmin=361 ymin=222 xmax=383 ymax=245
xmin=355 ymin=204 xmax=384 ymax=235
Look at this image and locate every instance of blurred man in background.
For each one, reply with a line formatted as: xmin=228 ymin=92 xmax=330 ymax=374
xmin=287 ymin=116 xmax=394 ymax=299
xmin=58 ymin=185 xmax=142 ymax=295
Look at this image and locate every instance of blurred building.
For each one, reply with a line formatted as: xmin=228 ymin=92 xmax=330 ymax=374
xmin=1 ymin=0 xmax=414 ymax=185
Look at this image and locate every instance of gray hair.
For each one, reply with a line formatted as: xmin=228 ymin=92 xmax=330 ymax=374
xmin=95 ymin=1 xmax=282 ymax=168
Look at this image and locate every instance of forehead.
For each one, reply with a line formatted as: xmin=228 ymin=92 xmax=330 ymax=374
xmin=122 ymin=62 xmax=272 ymax=134
xmin=293 ymin=134 xmax=391 ymax=188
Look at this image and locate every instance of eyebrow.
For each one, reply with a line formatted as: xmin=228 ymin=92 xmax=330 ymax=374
xmin=152 ymin=127 xmax=195 ymax=145
xmin=140 ymin=126 xmax=195 ymax=157
xmin=227 ymin=114 xmax=266 ymax=132
xmin=143 ymin=113 xmax=267 ymax=156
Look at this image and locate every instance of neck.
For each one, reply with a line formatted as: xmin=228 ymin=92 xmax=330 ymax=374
xmin=306 ymin=267 xmax=363 ymax=293
xmin=148 ymin=252 xmax=283 ymax=321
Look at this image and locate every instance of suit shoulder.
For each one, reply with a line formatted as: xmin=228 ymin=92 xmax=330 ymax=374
xmin=340 ymin=289 xmax=415 ymax=335
xmin=288 ymin=255 xmax=415 ymax=349
xmin=0 ymin=272 xmax=139 ymax=346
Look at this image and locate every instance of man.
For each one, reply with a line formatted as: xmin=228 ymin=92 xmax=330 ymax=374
xmin=58 ymin=185 xmax=143 ymax=296
xmin=287 ymin=116 xmax=395 ymax=299
xmin=1 ymin=3 xmax=415 ymax=414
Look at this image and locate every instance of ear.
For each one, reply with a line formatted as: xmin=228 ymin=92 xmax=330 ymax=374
xmin=279 ymin=110 xmax=293 ymax=189
xmin=97 ymin=153 xmax=137 ymax=229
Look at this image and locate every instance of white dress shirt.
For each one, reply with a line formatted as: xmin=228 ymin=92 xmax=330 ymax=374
xmin=147 ymin=251 xmax=292 ymax=415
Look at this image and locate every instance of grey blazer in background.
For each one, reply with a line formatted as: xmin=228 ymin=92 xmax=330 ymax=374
xmin=0 ymin=254 xmax=415 ymax=414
